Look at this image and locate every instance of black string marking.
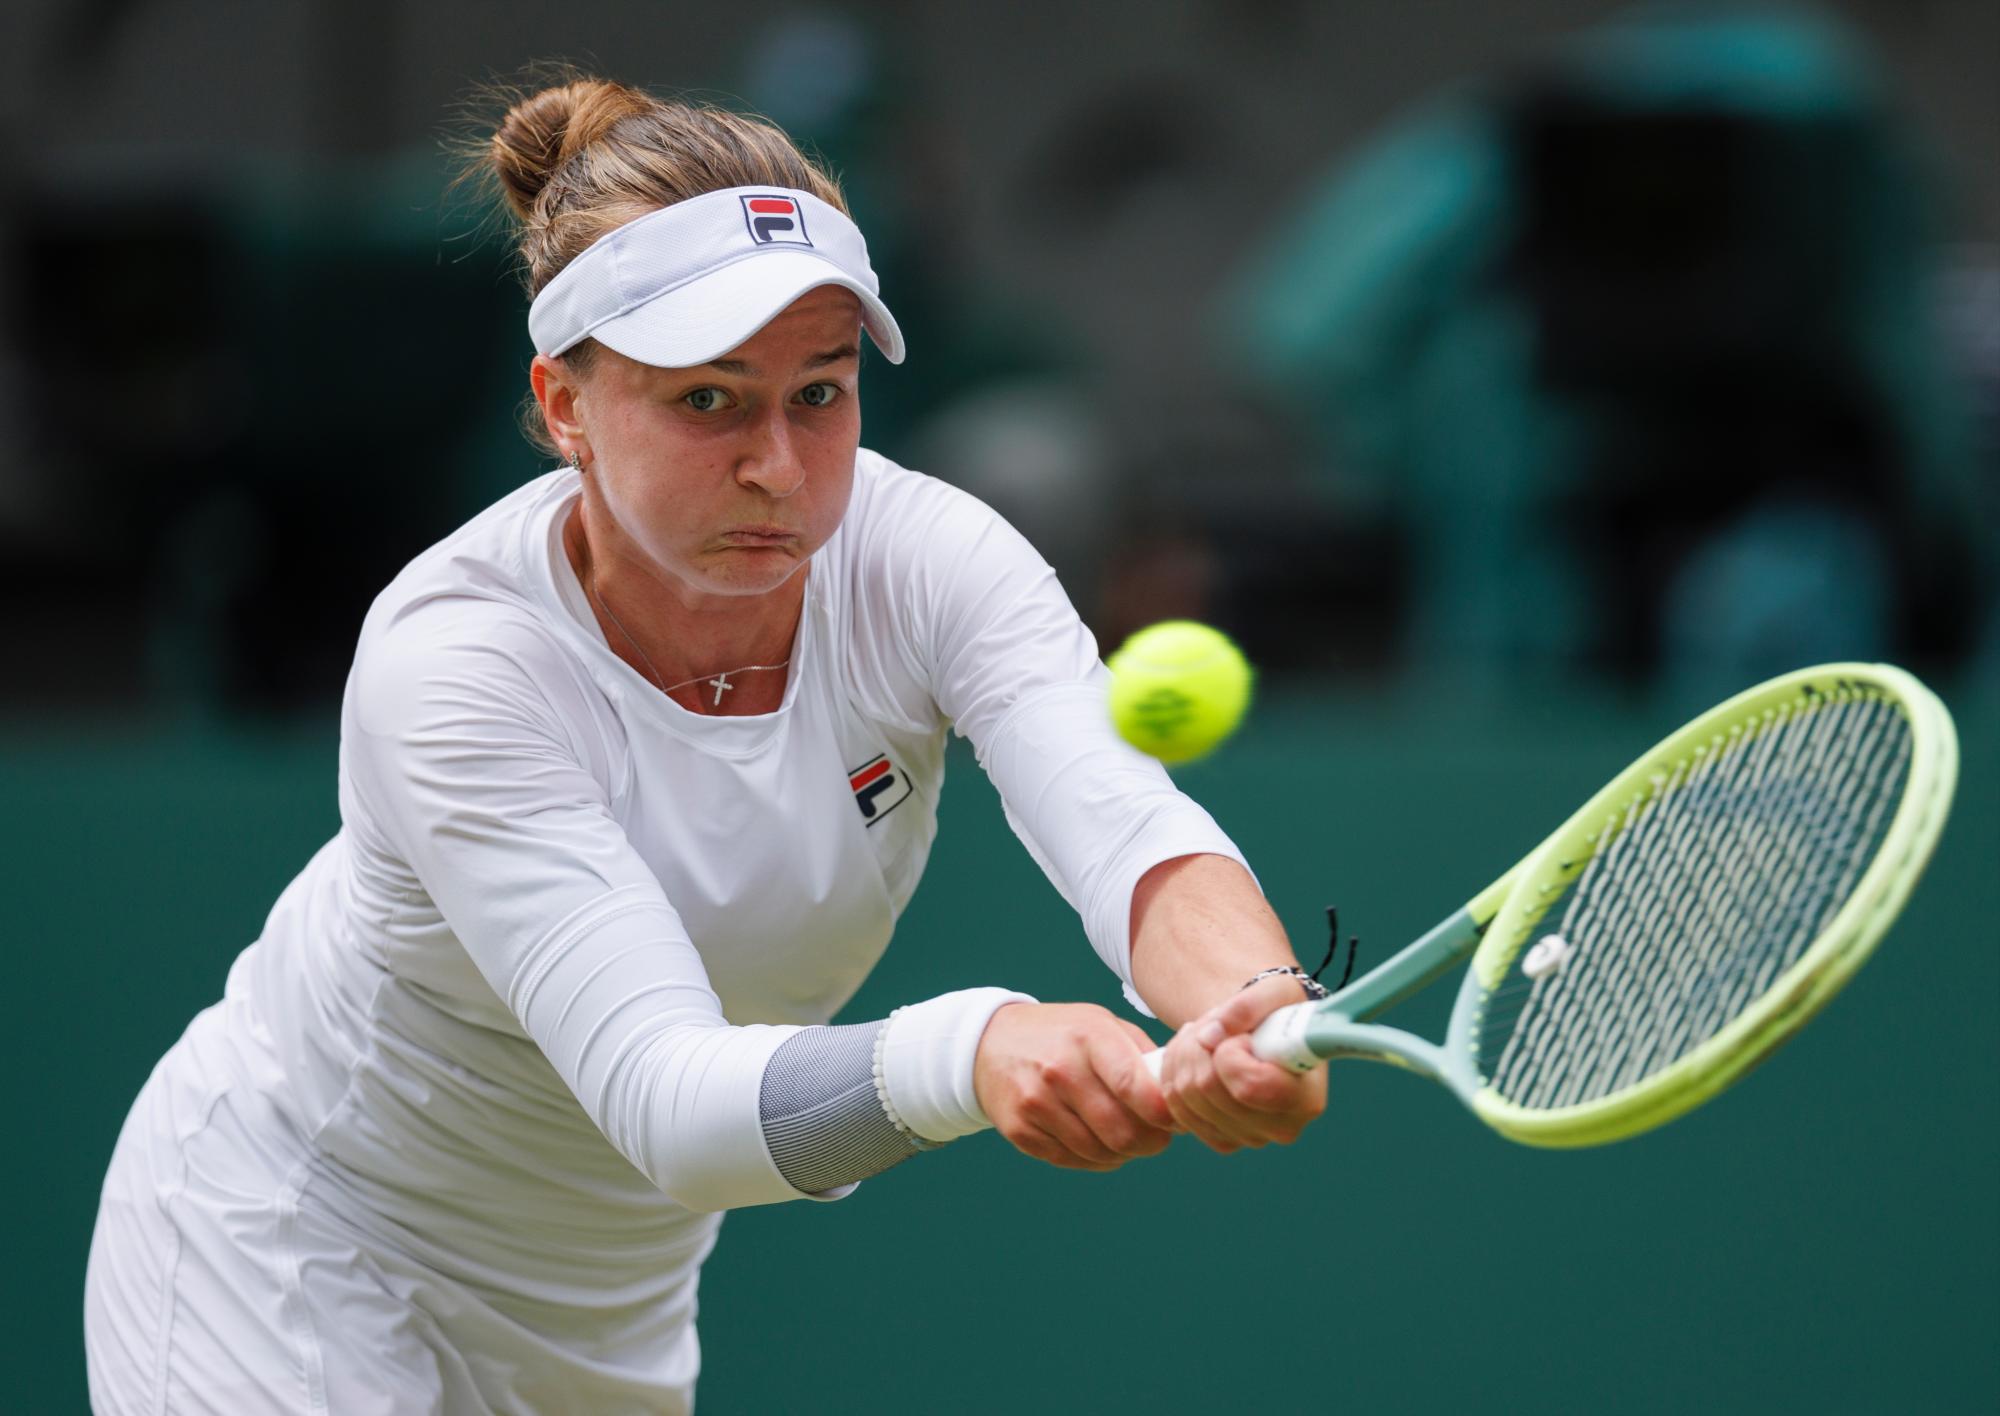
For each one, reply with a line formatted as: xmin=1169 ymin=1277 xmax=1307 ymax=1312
xmin=1319 ymin=906 xmax=1359 ymax=991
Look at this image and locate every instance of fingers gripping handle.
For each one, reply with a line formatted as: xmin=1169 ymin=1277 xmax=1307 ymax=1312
xmin=1139 ymin=1002 xmax=1325 ymax=1078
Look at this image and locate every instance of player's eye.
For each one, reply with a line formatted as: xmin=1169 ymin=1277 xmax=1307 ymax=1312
xmin=683 ymin=387 xmax=733 ymax=413
xmin=797 ymin=382 xmax=841 ymax=408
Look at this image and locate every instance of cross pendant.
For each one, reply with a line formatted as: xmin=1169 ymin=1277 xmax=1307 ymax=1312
xmin=706 ymin=674 xmax=734 ymax=707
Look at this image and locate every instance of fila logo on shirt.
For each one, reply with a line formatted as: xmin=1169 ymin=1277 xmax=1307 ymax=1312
xmin=847 ymin=753 xmax=912 ymax=827
xmin=741 ymin=194 xmax=813 ymax=246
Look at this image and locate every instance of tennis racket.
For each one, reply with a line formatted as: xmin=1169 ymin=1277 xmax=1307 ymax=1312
xmin=1145 ymin=663 xmax=1958 ymax=1147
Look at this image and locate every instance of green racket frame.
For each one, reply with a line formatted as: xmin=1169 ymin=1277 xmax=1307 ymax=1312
xmin=1247 ymin=663 xmax=1959 ymax=1148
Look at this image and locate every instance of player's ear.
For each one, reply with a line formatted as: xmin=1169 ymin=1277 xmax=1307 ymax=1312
xmin=532 ymin=353 xmax=591 ymax=467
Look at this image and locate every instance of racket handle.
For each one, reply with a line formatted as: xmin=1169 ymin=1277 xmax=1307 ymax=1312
xmin=1138 ymin=1002 xmax=1325 ymax=1079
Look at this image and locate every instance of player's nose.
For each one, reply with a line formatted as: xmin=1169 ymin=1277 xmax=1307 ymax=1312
xmin=734 ymin=407 xmax=806 ymax=497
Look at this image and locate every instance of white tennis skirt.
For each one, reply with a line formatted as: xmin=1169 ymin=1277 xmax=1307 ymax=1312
xmin=85 ymin=1000 xmax=702 ymax=1414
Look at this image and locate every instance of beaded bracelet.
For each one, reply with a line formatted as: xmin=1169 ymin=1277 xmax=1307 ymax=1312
xmin=1239 ymin=965 xmax=1330 ymax=1002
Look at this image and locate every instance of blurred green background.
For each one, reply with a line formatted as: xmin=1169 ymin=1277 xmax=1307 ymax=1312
xmin=13 ymin=684 xmax=1995 ymax=1412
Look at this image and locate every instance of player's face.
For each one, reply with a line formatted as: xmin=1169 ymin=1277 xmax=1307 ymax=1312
xmin=571 ymin=285 xmax=863 ymax=600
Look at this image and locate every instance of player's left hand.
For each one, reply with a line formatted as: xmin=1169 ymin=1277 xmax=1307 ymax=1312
xmin=1156 ymin=975 xmax=1327 ymax=1154
xmin=974 ymin=1002 xmax=1180 ymax=1173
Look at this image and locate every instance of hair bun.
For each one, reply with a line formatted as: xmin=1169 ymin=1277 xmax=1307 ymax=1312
xmin=488 ymin=78 xmax=648 ymax=219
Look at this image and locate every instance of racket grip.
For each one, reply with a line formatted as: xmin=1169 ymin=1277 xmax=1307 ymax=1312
xmin=1250 ymin=1002 xmax=1324 ymax=1071
xmin=1138 ymin=1002 xmax=1325 ymax=1079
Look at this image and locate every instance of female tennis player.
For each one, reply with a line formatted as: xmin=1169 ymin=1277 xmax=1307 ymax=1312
xmin=84 ymin=76 xmax=1326 ymax=1413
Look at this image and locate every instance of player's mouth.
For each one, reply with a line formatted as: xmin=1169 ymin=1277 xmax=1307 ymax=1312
xmin=719 ymin=527 xmax=797 ymax=547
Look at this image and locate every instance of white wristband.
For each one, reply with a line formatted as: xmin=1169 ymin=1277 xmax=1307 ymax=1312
xmin=877 ymin=987 xmax=1036 ymax=1144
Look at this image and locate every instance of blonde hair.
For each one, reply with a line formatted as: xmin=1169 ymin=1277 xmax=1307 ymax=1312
xmin=458 ymin=70 xmax=847 ymax=451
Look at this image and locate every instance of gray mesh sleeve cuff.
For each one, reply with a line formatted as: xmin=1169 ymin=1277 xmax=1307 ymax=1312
xmin=759 ymin=1021 xmax=923 ymax=1195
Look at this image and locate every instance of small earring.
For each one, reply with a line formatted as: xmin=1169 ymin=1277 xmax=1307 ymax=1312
xmin=566 ymin=450 xmax=583 ymax=472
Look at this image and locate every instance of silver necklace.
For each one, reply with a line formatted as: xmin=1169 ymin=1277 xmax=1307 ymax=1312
xmin=586 ymin=576 xmax=789 ymax=708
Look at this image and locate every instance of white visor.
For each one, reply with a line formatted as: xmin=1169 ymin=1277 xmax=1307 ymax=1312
xmin=527 ymin=186 xmax=905 ymax=367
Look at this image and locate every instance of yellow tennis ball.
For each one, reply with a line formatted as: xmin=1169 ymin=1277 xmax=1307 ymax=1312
xmin=1106 ymin=621 xmax=1254 ymax=765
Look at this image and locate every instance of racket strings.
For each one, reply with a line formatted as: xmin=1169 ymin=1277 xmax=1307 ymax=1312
xmin=1535 ymin=743 xmax=1736 ymax=1105
xmin=1554 ymin=701 xmax=1834 ymax=1105
xmin=1487 ymin=735 xmax=1737 ymax=1099
xmin=1558 ymin=695 xmax=1906 ymax=1105
xmin=1487 ymin=708 xmax=1784 ymax=1103
xmin=1582 ymin=698 xmax=1880 ymax=1102
xmin=1642 ymin=698 xmax=1904 ymax=1079
xmin=1557 ymin=695 xmax=1904 ymax=1104
xmin=1479 ymin=692 xmax=1911 ymax=1111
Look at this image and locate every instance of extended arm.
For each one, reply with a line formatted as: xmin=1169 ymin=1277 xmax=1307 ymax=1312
xmin=1128 ymin=852 xmax=1293 ymax=1027
xmin=345 ymin=602 xmax=1036 ymax=1209
xmin=884 ymin=469 xmax=1324 ymax=1158
xmin=758 ymin=990 xmax=1026 ymax=1193
xmin=1129 ymin=852 xmax=1329 ymax=1152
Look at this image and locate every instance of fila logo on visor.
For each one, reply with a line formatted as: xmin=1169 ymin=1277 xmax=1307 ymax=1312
xmin=740 ymin=195 xmax=813 ymax=246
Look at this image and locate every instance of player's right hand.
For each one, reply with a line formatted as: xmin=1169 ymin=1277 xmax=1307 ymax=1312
xmin=972 ymin=1003 xmax=1177 ymax=1172
xmin=1155 ymin=974 xmax=1328 ymax=1154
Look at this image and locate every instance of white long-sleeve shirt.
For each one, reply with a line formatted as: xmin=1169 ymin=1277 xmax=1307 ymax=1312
xmin=94 ymin=450 xmax=1248 ymax=1408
